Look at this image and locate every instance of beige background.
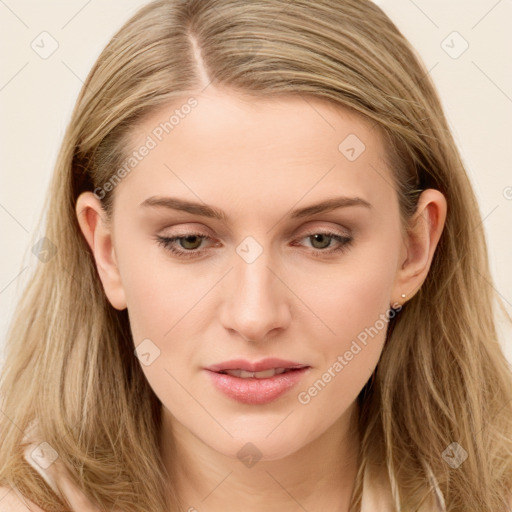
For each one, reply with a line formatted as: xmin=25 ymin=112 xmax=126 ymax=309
xmin=1 ymin=0 xmax=511 ymax=364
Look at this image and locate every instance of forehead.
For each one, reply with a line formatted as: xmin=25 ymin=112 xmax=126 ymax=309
xmin=116 ymin=87 xmax=396 ymax=218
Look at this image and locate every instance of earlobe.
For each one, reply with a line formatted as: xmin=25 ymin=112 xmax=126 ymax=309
xmin=391 ymin=189 xmax=447 ymax=305
xmin=75 ymin=192 xmax=127 ymax=310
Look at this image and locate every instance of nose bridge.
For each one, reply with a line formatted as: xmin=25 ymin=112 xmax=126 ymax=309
xmin=220 ymin=238 xmax=290 ymax=341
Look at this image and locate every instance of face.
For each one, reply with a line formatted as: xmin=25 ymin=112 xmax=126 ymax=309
xmin=83 ymin=87 xmax=416 ymax=462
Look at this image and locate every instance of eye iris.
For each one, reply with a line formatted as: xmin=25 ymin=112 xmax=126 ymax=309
xmin=180 ymin=235 xmax=202 ymax=250
xmin=310 ymin=234 xmax=331 ymax=249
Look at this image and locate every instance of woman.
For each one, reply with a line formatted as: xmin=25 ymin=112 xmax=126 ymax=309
xmin=1 ymin=0 xmax=511 ymax=511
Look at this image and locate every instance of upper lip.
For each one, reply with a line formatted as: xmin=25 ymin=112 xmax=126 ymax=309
xmin=205 ymin=358 xmax=309 ymax=373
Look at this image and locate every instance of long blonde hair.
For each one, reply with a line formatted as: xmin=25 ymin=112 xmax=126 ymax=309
xmin=1 ymin=1 xmax=511 ymax=510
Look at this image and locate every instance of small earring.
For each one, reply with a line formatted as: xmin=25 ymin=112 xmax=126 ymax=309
xmin=401 ymin=293 xmax=406 ymax=298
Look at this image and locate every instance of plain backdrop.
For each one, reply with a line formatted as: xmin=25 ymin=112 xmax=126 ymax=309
xmin=1 ymin=0 xmax=511 ymax=366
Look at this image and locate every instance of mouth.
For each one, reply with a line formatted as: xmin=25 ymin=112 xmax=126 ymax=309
xmin=216 ymin=367 xmax=306 ymax=379
xmin=204 ymin=359 xmax=311 ymax=405
xmin=205 ymin=357 xmax=308 ymax=374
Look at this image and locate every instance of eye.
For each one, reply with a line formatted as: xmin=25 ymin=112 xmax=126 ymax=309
xmin=293 ymin=230 xmax=353 ymax=257
xmin=155 ymin=229 xmax=353 ymax=260
xmin=155 ymin=233 xmax=215 ymax=259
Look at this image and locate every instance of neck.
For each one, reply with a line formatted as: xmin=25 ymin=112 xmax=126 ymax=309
xmin=160 ymin=403 xmax=360 ymax=512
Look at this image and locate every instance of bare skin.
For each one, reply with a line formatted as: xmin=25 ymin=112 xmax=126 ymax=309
xmin=76 ymin=87 xmax=447 ymax=511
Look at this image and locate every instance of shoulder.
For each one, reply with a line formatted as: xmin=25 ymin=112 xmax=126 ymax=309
xmin=0 ymin=486 xmax=46 ymax=512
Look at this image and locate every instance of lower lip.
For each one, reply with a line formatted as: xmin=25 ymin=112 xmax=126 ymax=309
xmin=205 ymin=368 xmax=310 ymax=405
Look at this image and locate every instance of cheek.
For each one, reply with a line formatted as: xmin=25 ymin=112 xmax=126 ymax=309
xmin=294 ymin=242 xmax=398 ymax=408
xmin=114 ymin=236 xmax=216 ymax=403
xmin=304 ymin=248 xmax=398 ymax=351
xmin=117 ymin=246 xmax=204 ymax=412
xmin=113 ymin=231 xmax=200 ymax=342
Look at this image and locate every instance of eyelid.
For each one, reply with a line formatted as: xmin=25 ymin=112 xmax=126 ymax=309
xmin=157 ymin=223 xmax=351 ymax=243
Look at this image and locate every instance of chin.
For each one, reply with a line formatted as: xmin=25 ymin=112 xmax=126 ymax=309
xmin=203 ymin=426 xmax=311 ymax=463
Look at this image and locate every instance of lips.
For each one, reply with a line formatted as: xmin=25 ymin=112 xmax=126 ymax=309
xmin=204 ymin=358 xmax=311 ymax=405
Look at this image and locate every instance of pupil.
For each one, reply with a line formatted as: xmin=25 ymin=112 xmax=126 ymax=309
xmin=312 ymin=234 xmax=330 ymax=249
xmin=182 ymin=235 xmax=201 ymax=249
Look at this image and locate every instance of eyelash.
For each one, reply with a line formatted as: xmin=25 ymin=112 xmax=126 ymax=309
xmin=155 ymin=230 xmax=353 ymax=260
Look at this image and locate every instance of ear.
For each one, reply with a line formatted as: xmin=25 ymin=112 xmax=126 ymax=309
xmin=75 ymin=192 xmax=127 ymax=310
xmin=391 ymin=189 xmax=447 ymax=306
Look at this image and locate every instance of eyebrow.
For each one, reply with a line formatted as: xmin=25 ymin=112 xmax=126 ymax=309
xmin=140 ymin=195 xmax=372 ymax=220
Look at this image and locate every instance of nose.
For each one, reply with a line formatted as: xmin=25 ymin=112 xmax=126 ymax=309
xmin=219 ymin=248 xmax=291 ymax=343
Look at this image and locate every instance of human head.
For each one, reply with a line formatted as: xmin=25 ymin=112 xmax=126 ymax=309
xmin=76 ymin=81 xmax=446 ymax=460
